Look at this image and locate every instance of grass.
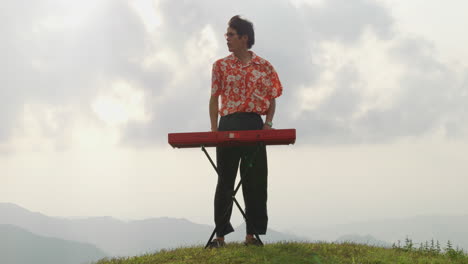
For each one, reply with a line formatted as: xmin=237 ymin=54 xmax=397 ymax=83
xmin=94 ymin=241 xmax=468 ymax=264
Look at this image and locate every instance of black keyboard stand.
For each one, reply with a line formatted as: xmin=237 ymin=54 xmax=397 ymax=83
xmin=201 ymin=143 xmax=264 ymax=248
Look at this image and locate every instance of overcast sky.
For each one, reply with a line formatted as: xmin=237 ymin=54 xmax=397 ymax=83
xmin=2 ymin=0 xmax=468 ymax=233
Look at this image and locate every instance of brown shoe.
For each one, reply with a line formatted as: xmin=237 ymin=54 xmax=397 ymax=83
xmin=207 ymin=238 xmax=226 ymax=249
xmin=244 ymin=237 xmax=263 ymax=246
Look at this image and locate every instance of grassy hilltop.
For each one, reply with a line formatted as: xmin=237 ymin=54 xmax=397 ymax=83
xmin=95 ymin=241 xmax=468 ymax=264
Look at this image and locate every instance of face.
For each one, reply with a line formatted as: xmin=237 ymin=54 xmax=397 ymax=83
xmin=225 ymin=27 xmax=247 ymax=52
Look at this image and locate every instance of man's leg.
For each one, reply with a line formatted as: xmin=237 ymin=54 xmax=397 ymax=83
xmin=214 ymin=145 xmax=241 ymax=238
xmin=240 ymin=144 xmax=268 ymax=237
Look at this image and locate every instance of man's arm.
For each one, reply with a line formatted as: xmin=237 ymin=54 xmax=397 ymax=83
xmin=209 ymin=95 xmax=219 ymax=132
xmin=263 ymin=98 xmax=276 ymax=130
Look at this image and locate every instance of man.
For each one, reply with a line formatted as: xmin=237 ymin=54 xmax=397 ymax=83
xmin=208 ymin=15 xmax=283 ymax=248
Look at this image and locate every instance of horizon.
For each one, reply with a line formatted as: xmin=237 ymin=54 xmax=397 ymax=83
xmin=3 ymin=202 xmax=468 ymax=229
xmin=3 ymin=201 xmax=468 ymax=255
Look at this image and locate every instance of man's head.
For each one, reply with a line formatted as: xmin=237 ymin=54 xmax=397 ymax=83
xmin=225 ymin=15 xmax=255 ymax=52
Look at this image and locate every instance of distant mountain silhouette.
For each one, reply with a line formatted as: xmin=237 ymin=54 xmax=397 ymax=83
xmin=0 ymin=203 xmax=305 ymax=256
xmin=0 ymin=224 xmax=107 ymax=264
xmin=298 ymin=215 xmax=468 ymax=251
xmin=335 ymin=234 xmax=391 ymax=247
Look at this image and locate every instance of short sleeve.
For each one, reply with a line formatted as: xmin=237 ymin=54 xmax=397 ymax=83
xmin=211 ymin=62 xmax=222 ymax=96
xmin=267 ymin=64 xmax=283 ymax=99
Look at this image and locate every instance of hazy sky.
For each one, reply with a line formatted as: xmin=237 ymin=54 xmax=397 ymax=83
xmin=2 ymin=0 xmax=468 ymax=233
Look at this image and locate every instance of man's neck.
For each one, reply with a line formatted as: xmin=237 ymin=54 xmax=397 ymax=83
xmin=233 ymin=49 xmax=252 ymax=64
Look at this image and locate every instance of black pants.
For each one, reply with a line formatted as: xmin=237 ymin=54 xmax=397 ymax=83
xmin=214 ymin=112 xmax=268 ymax=237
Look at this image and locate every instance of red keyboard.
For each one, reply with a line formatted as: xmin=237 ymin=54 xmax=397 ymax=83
xmin=168 ymin=129 xmax=296 ymax=148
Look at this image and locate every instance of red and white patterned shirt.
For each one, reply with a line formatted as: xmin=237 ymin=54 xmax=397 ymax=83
xmin=211 ymin=51 xmax=283 ymax=116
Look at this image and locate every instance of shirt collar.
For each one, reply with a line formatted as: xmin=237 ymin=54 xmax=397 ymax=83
xmin=228 ymin=51 xmax=261 ymax=65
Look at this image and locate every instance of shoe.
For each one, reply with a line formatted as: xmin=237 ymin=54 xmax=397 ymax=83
xmin=207 ymin=238 xmax=226 ymax=249
xmin=244 ymin=237 xmax=263 ymax=246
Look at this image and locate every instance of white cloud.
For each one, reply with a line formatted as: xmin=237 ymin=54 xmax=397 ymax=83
xmin=297 ymin=29 xmax=405 ymax=119
xmin=129 ymin=0 xmax=163 ymax=33
xmin=8 ymin=103 xmax=119 ymax=153
xmin=289 ymin=0 xmax=325 ymax=8
xmin=2 ymin=0 xmax=467 ymax=147
xmin=92 ymin=79 xmax=151 ymax=126
xmin=379 ymin=0 xmax=468 ymax=64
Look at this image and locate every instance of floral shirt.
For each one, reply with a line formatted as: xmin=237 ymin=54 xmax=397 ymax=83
xmin=211 ymin=51 xmax=283 ymax=116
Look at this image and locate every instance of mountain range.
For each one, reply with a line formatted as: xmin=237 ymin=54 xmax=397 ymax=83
xmin=2 ymin=202 xmax=468 ymax=264
xmin=0 ymin=224 xmax=106 ymax=264
xmin=295 ymin=214 xmax=468 ymax=251
xmin=0 ymin=203 xmax=304 ymax=258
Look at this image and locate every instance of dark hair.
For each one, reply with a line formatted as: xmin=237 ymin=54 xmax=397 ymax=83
xmin=228 ymin=15 xmax=255 ymax=49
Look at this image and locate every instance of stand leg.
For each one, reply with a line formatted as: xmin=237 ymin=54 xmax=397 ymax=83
xmin=202 ymin=146 xmax=218 ymax=175
xmin=203 ymin=145 xmax=224 ymax=248
xmin=204 ymin=229 xmax=217 ymax=249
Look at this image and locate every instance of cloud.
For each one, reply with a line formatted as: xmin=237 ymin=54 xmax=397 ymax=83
xmin=2 ymin=0 xmax=467 ymax=151
xmin=282 ymin=1 xmax=468 ymax=144
xmin=1 ymin=0 xmax=167 ymax=146
xmin=301 ymin=0 xmax=394 ymax=41
xmin=296 ymin=41 xmax=465 ymax=144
